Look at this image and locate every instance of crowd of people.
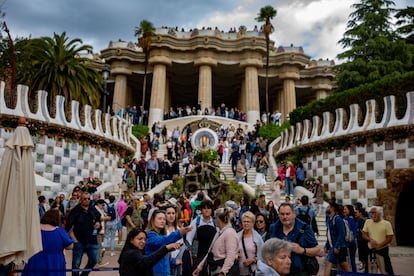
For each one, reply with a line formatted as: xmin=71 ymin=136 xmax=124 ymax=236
xmin=118 ymin=103 xmax=283 ymax=127
xmin=31 ymin=175 xmax=395 ymax=276
xmin=28 ymin=118 xmax=396 ymax=276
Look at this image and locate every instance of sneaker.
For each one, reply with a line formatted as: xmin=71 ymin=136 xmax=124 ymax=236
xmin=97 ymin=262 xmax=109 ymax=267
xmin=110 ymin=252 xmax=116 ymax=257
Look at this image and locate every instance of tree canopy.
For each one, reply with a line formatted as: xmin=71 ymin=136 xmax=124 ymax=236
xmin=134 ymin=19 xmax=155 ymax=109
xmin=335 ymin=0 xmax=413 ymax=91
xmin=16 ymin=32 xmax=103 ymax=108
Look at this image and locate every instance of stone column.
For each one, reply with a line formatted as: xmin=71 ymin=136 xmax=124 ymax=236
xmin=244 ymin=66 xmax=260 ymax=125
xmin=316 ymin=90 xmax=329 ymax=100
xmin=112 ymin=74 xmax=128 ymax=115
xmin=313 ymin=78 xmax=332 ymax=100
xmin=164 ymin=80 xmax=170 ymax=117
xmin=279 ymin=67 xmax=300 ymax=122
xmin=239 ymin=79 xmax=246 ymax=113
xmin=148 ymin=63 xmax=167 ymax=128
xmin=195 ymin=57 xmax=217 ymax=112
xmin=283 ymin=79 xmax=296 ymax=121
xmin=148 ymin=55 xmax=171 ymax=128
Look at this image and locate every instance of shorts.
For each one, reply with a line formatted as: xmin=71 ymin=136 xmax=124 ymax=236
xmin=117 ymin=220 xmax=123 ymax=230
xmin=327 ymin=247 xmax=348 ymax=264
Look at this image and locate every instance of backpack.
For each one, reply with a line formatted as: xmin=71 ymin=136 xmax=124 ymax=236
xmin=297 ymin=207 xmax=311 ymax=225
xmin=107 ymin=203 xmax=116 ymax=221
xmin=188 ymin=215 xmax=216 ymax=259
xmin=333 ymin=215 xmax=354 ymax=243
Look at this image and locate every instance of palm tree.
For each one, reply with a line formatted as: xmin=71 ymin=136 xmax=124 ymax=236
xmin=19 ymin=32 xmax=102 ymax=110
xmin=256 ymin=5 xmax=277 ymax=117
xmin=134 ymin=20 xmax=155 ymax=109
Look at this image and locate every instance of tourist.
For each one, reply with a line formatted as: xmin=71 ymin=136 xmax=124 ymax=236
xmin=103 ymin=195 xmax=119 ymax=257
xmin=164 ymin=204 xmax=192 ymax=276
xmin=66 ymin=192 xmax=101 ymax=276
xmin=193 ymin=207 xmax=240 ymax=276
xmin=343 ymin=205 xmax=358 ymax=272
xmin=146 ymin=153 xmax=159 ymax=189
xmin=254 ymin=213 xmax=270 ymax=242
xmin=238 ymin=211 xmax=263 ymax=276
xmin=284 ymin=161 xmax=296 ymax=197
xmin=124 ymin=196 xmax=143 ymax=233
xmin=295 ymin=162 xmax=305 ymax=187
xmin=269 ymin=202 xmax=320 ymax=275
xmin=256 ymin=238 xmax=292 ymax=276
xmin=270 ymin=176 xmax=283 ymax=209
xmin=23 ymin=209 xmax=73 ymax=276
xmin=118 ymin=228 xmax=181 ymax=276
xmin=186 ymin=199 xmax=217 ymax=269
xmin=324 ymin=202 xmax=351 ymax=275
xmin=362 ymin=206 xmax=394 ymax=275
xmin=145 ymin=209 xmax=192 ymax=276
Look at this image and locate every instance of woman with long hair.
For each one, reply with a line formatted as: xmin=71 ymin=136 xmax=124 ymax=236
xmin=343 ymin=204 xmax=358 ymax=272
xmin=254 ymin=213 xmax=271 ymax=242
xmin=145 ymin=209 xmax=192 ymax=276
xmin=266 ymin=201 xmax=279 ymax=225
xmin=118 ymin=228 xmax=180 ymax=276
xmin=165 ymin=204 xmax=192 ymax=276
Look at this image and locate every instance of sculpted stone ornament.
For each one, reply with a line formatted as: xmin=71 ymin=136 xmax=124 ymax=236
xmin=191 ymin=127 xmax=218 ymax=151
xmin=184 ymin=161 xmax=230 ymax=198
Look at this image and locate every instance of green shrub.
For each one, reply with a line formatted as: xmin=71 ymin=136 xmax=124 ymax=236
xmin=289 ymin=71 xmax=414 ymax=125
xmin=258 ymin=122 xmax=290 ymax=142
xmin=132 ymin=125 xmax=149 ymax=140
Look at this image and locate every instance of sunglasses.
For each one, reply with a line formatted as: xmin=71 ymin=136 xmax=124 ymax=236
xmin=256 ymin=220 xmax=264 ymax=223
xmin=82 ymin=198 xmax=91 ymax=201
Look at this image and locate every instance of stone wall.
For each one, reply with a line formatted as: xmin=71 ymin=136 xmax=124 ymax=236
xmin=0 ymin=82 xmax=137 ymax=198
xmin=270 ymin=91 xmax=414 ymax=207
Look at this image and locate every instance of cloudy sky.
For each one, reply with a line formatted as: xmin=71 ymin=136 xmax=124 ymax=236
xmin=2 ymin=0 xmax=412 ymax=62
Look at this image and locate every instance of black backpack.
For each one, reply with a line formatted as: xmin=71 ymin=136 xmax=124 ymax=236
xmin=106 ymin=203 xmax=116 ymax=221
xmin=297 ymin=207 xmax=311 ymax=224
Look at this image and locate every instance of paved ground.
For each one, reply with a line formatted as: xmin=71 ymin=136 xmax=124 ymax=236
xmin=58 ymin=245 xmax=413 ymax=276
xmin=14 ymin=245 xmax=413 ymax=275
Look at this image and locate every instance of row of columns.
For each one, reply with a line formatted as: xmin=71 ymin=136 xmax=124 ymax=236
xmin=111 ymin=57 xmax=304 ymax=128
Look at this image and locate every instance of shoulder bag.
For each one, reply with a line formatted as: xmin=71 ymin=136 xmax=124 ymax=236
xmin=241 ymin=234 xmax=256 ymax=276
xmin=295 ymin=224 xmax=319 ymax=276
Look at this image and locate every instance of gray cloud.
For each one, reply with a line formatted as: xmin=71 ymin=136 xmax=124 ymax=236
xmin=2 ymin=0 xmax=410 ymax=60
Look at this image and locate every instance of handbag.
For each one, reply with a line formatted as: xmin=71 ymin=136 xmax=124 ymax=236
xmin=295 ymin=224 xmax=319 ymax=276
xmin=203 ymin=227 xmax=240 ymax=276
xmin=302 ymin=255 xmax=319 ymax=276
xmin=206 ymin=253 xmax=239 ymax=276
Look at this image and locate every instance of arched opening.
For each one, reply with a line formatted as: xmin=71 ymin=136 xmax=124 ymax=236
xmin=395 ymin=181 xmax=414 ymax=246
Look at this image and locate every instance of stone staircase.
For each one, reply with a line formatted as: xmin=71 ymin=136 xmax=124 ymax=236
xmin=143 ymin=147 xmax=328 ymax=246
xmin=217 ymin=163 xmax=273 ymax=196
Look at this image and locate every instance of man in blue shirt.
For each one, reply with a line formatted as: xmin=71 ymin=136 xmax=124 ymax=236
xmin=269 ymin=203 xmax=320 ymax=276
xmin=146 ymin=154 xmax=159 ymax=189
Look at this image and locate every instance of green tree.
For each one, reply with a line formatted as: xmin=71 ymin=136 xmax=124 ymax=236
xmin=395 ymin=6 xmax=414 ymax=44
xmin=17 ymin=32 xmax=102 ymax=109
xmin=134 ymin=20 xmax=155 ymax=109
xmin=335 ymin=0 xmax=412 ymax=91
xmin=256 ymin=5 xmax=277 ymax=115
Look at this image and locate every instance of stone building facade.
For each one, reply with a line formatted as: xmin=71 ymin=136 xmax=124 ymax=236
xmin=100 ymin=26 xmax=334 ymax=127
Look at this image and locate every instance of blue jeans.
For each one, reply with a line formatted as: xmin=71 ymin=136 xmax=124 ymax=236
xmin=72 ymin=242 xmax=99 ymax=276
xmin=104 ymin=223 xmax=117 ymax=252
xmin=285 ymin=177 xmax=295 ymax=196
xmin=349 ymin=241 xmax=357 ymax=272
